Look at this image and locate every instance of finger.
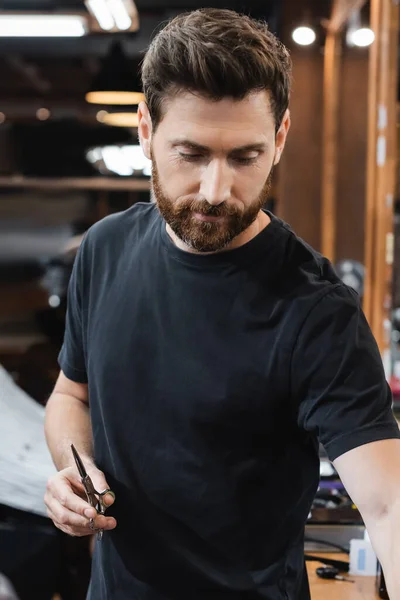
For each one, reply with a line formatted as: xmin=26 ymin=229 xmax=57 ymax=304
xmin=46 ymin=501 xmax=91 ymax=529
xmin=102 ymin=491 xmax=115 ymax=507
xmin=46 ymin=507 xmax=91 ymax=536
xmin=46 ymin=479 xmax=96 ymax=519
xmin=47 ymin=494 xmax=116 ymax=530
xmin=84 ymin=468 xmax=114 ymax=501
xmin=52 ymin=521 xmax=115 ymax=537
xmin=67 ymin=465 xmax=115 ymax=510
xmin=45 ymin=488 xmax=117 ymax=530
xmin=47 ymin=507 xmax=116 ymax=536
xmin=92 ymin=514 xmax=117 ymax=530
xmin=61 ymin=467 xmax=87 ymax=496
xmin=54 ymin=521 xmax=93 ymax=537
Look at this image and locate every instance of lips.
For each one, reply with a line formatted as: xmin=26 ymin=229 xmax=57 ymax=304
xmin=193 ymin=212 xmax=226 ymax=222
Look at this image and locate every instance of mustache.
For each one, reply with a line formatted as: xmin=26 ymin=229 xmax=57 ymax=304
xmin=175 ymin=199 xmax=239 ymax=218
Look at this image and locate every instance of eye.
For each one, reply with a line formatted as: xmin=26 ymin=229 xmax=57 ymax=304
xmin=178 ymin=153 xmax=203 ymax=162
xmin=231 ymin=152 xmax=261 ymax=165
xmin=233 ymin=156 xmax=257 ymax=165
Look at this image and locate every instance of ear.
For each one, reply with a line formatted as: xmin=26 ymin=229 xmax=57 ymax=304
xmin=138 ymin=101 xmax=152 ymax=160
xmin=273 ymin=109 xmax=291 ymax=166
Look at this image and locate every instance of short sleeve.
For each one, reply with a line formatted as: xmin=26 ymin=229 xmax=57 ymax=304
xmin=292 ymin=284 xmax=400 ymax=461
xmin=58 ymin=237 xmax=89 ymax=384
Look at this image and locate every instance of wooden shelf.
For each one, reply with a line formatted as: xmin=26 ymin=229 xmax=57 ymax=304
xmin=0 ymin=176 xmax=151 ymax=192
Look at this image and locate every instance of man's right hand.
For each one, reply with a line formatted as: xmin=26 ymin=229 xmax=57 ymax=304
xmin=45 ymin=465 xmax=117 ymax=537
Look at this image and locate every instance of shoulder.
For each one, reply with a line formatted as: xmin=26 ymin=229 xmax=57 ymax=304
xmin=274 ymin=216 xmax=353 ymax=302
xmin=80 ymin=202 xmax=159 ymax=261
xmin=281 ymin=223 xmax=339 ymax=287
xmin=71 ymin=202 xmax=160 ymax=298
xmin=87 ymin=202 xmax=158 ymax=246
xmin=271 ymin=216 xmax=363 ymax=331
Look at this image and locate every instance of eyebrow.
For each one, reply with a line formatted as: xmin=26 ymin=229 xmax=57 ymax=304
xmin=169 ymin=139 xmax=267 ymax=154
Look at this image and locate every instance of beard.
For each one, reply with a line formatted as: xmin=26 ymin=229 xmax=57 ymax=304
xmin=151 ymin=159 xmax=274 ymax=253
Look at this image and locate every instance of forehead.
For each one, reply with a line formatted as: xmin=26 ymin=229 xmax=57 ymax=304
xmin=155 ymin=91 xmax=275 ymax=147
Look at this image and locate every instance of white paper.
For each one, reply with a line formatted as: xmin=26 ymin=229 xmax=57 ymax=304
xmin=0 ymin=365 xmax=56 ymax=517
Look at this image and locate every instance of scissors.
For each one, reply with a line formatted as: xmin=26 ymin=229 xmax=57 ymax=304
xmin=71 ymin=444 xmax=115 ymax=540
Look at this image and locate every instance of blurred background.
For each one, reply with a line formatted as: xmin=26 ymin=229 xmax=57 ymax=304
xmin=0 ymin=0 xmax=398 ymax=599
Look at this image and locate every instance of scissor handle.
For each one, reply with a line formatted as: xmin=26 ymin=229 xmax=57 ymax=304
xmin=82 ymin=475 xmax=99 ymax=509
xmin=83 ymin=480 xmax=115 ymax=541
xmin=96 ymin=489 xmax=115 ymax=514
xmin=82 ymin=476 xmax=114 ymax=511
xmin=72 ymin=444 xmax=115 ymax=542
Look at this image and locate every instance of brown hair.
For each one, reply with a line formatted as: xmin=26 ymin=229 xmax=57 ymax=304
xmin=140 ymin=8 xmax=292 ymax=133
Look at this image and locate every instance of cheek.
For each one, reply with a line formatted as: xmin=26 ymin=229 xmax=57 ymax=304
xmin=158 ymin=157 xmax=200 ymax=198
xmin=234 ymin=166 xmax=271 ymax=200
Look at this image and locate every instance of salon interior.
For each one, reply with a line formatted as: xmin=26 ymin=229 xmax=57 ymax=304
xmin=0 ymin=0 xmax=399 ymax=599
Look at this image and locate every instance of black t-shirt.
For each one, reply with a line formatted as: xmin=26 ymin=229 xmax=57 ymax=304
xmin=59 ymin=203 xmax=399 ymax=600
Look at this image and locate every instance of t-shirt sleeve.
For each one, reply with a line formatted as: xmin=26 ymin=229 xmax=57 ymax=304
xmin=58 ymin=237 xmax=88 ymax=384
xmin=292 ymin=284 xmax=400 ymax=461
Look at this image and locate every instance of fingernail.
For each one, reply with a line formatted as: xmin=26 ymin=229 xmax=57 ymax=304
xmin=107 ymin=519 xmax=117 ymax=529
xmin=85 ymin=508 xmax=95 ymax=518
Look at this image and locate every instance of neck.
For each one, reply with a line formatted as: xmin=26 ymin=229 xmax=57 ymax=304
xmin=166 ymin=210 xmax=271 ymax=254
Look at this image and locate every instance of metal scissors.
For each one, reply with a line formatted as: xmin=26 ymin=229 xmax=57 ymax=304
xmin=71 ymin=444 xmax=115 ymax=540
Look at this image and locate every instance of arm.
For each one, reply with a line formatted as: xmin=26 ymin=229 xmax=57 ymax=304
xmin=334 ymin=438 xmax=400 ymax=599
xmin=291 ymin=284 xmax=400 ymax=596
xmin=45 ymin=370 xmax=92 ymax=470
xmin=44 ymin=371 xmax=116 ymax=537
xmin=44 ymin=370 xmax=116 ymax=536
xmin=45 ymin=229 xmax=116 ymax=536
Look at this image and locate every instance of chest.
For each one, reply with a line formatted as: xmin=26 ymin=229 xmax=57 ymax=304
xmin=85 ymin=259 xmax=293 ymax=439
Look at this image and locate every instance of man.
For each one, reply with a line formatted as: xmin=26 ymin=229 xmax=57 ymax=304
xmin=44 ymin=8 xmax=400 ymax=600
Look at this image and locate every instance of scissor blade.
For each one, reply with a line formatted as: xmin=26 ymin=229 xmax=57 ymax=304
xmin=71 ymin=444 xmax=88 ymax=479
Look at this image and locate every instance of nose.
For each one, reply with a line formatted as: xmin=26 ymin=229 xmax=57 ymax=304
xmin=199 ymin=158 xmax=232 ymax=206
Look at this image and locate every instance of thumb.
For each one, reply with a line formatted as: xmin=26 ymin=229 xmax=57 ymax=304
xmin=102 ymin=490 xmax=116 ymax=507
xmin=88 ymin=468 xmax=116 ymax=507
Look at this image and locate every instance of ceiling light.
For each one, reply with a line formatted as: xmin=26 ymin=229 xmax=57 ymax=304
xmin=102 ymin=112 xmax=139 ymax=127
xmin=102 ymin=146 xmax=134 ymax=175
xmin=85 ymin=0 xmax=137 ymax=32
xmin=86 ymin=0 xmax=114 ymax=31
xmin=87 ymin=91 xmax=144 ymax=104
xmin=350 ymin=27 xmax=375 ymax=47
xmin=108 ymin=0 xmax=131 ymax=30
xmin=36 ymin=107 xmax=51 ymax=121
xmin=346 ymin=9 xmax=375 ymax=48
xmin=0 ymin=15 xmax=87 ymax=37
xmin=85 ymin=42 xmax=144 ymax=105
xmin=86 ymin=144 xmax=151 ymax=176
xmin=96 ymin=110 xmax=108 ymax=122
xmin=292 ymin=26 xmax=316 ymax=46
xmin=49 ymin=295 xmax=61 ymax=308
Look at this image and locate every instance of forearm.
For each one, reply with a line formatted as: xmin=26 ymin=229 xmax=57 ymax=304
xmin=45 ymin=391 xmax=93 ymax=471
xmin=365 ymin=502 xmax=400 ymax=600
